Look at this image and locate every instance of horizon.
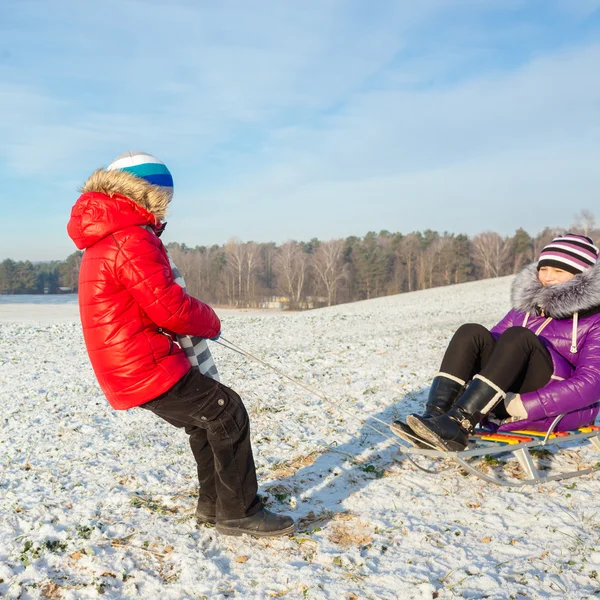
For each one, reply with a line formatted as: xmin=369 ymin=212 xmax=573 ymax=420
xmin=0 ymin=222 xmax=583 ymax=265
xmin=2 ymin=1 xmax=600 ymax=262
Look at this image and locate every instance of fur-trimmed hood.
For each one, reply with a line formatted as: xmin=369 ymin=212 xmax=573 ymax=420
xmin=67 ymin=169 xmax=171 ymax=250
xmin=81 ymin=168 xmax=172 ymax=221
xmin=511 ymin=263 xmax=600 ymax=319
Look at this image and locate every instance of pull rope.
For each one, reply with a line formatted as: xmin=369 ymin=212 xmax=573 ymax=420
xmin=214 ymin=336 xmax=441 ymax=453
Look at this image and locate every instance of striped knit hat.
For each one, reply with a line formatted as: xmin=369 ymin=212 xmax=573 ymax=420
xmin=107 ymin=151 xmax=173 ymax=189
xmin=537 ymin=233 xmax=599 ymax=275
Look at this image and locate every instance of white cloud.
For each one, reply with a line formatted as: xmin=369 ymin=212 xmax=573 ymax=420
xmin=1 ymin=0 xmax=599 ymax=259
xmin=167 ymin=41 xmax=600 ymax=243
xmin=167 ymin=136 xmax=600 ymax=247
xmin=0 ymin=0 xmax=447 ymax=176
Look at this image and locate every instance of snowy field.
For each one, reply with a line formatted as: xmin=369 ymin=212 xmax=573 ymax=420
xmin=1 ymin=279 xmax=600 ymax=600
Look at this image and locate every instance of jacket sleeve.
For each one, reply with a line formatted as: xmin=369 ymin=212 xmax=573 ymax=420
xmin=520 ymin=322 xmax=600 ymax=421
xmin=489 ymin=310 xmax=519 ymax=338
xmin=115 ymin=228 xmax=221 ymax=338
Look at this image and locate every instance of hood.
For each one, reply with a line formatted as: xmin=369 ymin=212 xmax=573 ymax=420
xmin=511 ymin=262 xmax=600 ymax=319
xmin=67 ymin=169 xmax=171 ymax=250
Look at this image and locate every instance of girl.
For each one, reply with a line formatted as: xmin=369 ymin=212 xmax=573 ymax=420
xmin=392 ymin=233 xmax=600 ymax=452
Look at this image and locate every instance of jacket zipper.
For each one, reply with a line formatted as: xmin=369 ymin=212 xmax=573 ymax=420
xmin=157 ymin=328 xmax=173 ymax=355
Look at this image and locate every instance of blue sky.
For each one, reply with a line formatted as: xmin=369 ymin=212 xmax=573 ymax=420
xmin=1 ymin=0 xmax=600 ymax=261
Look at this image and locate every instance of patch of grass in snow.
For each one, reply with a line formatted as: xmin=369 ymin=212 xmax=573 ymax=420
xmin=482 ymin=454 xmax=506 ymax=467
xmin=271 ymin=449 xmax=322 ymax=477
xmin=328 ymin=521 xmax=372 ymax=549
xmin=360 ymin=464 xmax=385 ymax=478
xmin=43 ymin=540 xmax=68 ymax=553
xmin=19 ymin=539 xmax=68 ymax=566
xmin=262 ymin=483 xmax=298 ymax=507
xmin=75 ymin=524 xmax=93 ymax=539
xmin=130 ymin=492 xmax=179 ymax=514
xmin=530 ymin=447 xmax=553 ymax=458
xmin=297 ymin=510 xmax=340 ymax=532
xmin=40 ymin=581 xmax=64 ymax=599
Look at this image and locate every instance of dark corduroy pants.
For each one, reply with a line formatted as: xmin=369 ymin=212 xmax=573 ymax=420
xmin=140 ymin=369 xmax=261 ymax=520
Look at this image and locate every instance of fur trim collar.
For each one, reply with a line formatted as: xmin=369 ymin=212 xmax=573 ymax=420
xmin=511 ymin=263 xmax=600 ymax=319
xmin=81 ymin=169 xmax=172 ymax=221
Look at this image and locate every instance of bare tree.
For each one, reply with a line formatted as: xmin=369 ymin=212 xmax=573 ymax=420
xmin=167 ymin=245 xmax=201 ymax=297
xmin=261 ymin=243 xmax=276 ymax=291
xmin=274 ymin=241 xmax=308 ymax=308
xmin=572 ymin=209 xmax=596 ymax=237
xmin=471 ymin=232 xmax=513 ymax=278
xmin=433 ymin=236 xmax=455 ymax=286
xmin=417 ymin=247 xmax=433 ymax=290
xmin=245 ymin=242 xmax=261 ymax=305
xmin=533 ymin=227 xmax=563 ymax=258
xmin=224 ymin=238 xmax=246 ymax=306
xmin=396 ymin=234 xmax=420 ymax=292
xmin=389 ymin=258 xmax=405 ymax=295
xmin=415 ymin=238 xmax=450 ymax=289
xmin=311 ymin=239 xmax=347 ymax=307
xmin=200 ymin=246 xmax=220 ymax=301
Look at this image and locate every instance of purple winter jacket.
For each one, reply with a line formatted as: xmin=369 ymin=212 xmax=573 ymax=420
xmin=491 ymin=264 xmax=600 ymax=432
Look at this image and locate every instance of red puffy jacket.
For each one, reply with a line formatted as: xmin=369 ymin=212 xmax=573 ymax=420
xmin=67 ymin=187 xmax=221 ymax=410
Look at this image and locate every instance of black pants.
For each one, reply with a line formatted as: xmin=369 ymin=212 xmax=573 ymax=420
xmin=140 ymin=369 xmax=261 ymax=520
xmin=440 ymin=324 xmax=553 ymax=413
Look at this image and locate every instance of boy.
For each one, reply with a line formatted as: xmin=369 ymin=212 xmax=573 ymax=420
xmin=67 ymin=151 xmax=294 ymax=537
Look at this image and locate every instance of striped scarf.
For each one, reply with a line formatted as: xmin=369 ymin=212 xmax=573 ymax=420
xmin=141 ymin=226 xmax=219 ymax=381
xmin=167 ymin=253 xmax=220 ymax=381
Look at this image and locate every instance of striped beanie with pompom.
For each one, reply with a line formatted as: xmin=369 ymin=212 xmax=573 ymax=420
xmin=537 ymin=233 xmax=599 ymax=275
xmin=107 ymin=151 xmax=173 ymax=189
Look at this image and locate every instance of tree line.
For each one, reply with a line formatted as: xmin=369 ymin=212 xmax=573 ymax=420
xmin=1 ymin=211 xmax=597 ymax=309
xmin=0 ymin=252 xmax=82 ymax=295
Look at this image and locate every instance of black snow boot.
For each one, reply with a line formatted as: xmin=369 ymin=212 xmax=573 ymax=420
xmin=407 ymin=376 xmax=505 ymax=451
xmin=390 ymin=375 xmax=466 ymax=448
xmin=421 ymin=374 xmax=467 ymax=418
xmin=216 ymin=508 xmax=295 ymax=537
xmin=389 ymin=420 xmax=429 ymax=448
xmin=195 ymin=499 xmax=217 ymax=525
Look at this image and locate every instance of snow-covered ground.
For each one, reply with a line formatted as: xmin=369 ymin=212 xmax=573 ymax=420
xmin=1 ymin=279 xmax=599 ymax=600
xmin=0 ymin=296 xmax=281 ymax=323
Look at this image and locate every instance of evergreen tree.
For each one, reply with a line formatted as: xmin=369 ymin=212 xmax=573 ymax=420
xmin=511 ymin=228 xmax=533 ymax=272
xmin=452 ymin=235 xmax=472 ymax=284
xmin=16 ymin=261 xmax=37 ymax=293
xmin=58 ymin=252 xmax=83 ymax=291
xmin=352 ymin=233 xmax=387 ymax=300
xmin=0 ymin=259 xmax=18 ymax=294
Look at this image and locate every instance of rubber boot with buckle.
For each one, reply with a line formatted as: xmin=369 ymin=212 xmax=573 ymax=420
xmin=406 ymin=377 xmax=505 ymax=451
xmin=391 ymin=375 xmax=466 ymax=448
